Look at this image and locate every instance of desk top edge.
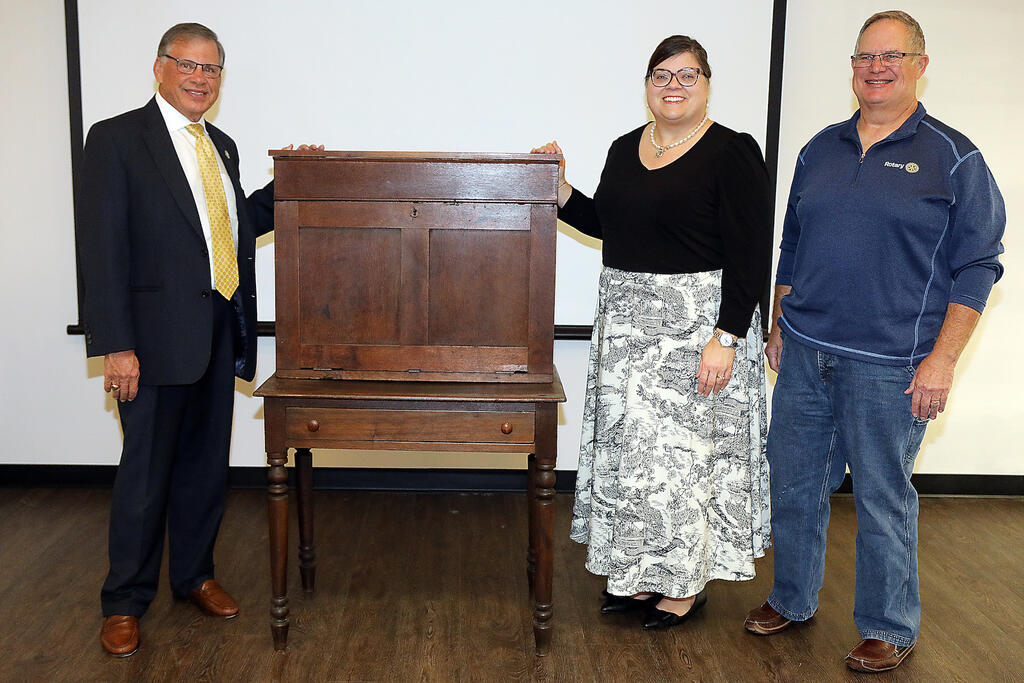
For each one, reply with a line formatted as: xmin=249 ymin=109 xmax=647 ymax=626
xmin=255 ymin=369 xmax=566 ymax=402
xmin=269 ymin=150 xmax=562 ymax=163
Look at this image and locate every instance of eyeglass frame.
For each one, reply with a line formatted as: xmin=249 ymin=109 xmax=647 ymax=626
xmin=161 ymin=54 xmax=224 ymax=78
xmin=647 ymin=67 xmax=704 ymax=88
xmin=850 ymin=51 xmax=922 ymax=68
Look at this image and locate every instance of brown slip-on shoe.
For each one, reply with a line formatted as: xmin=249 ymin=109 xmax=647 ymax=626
xmin=744 ymin=601 xmax=793 ymax=635
xmin=188 ymin=579 xmax=239 ymax=618
xmin=845 ymin=638 xmax=915 ymax=672
xmin=100 ymin=615 xmax=139 ymax=657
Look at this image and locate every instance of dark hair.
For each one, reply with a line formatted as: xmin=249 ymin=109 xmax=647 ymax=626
xmin=157 ymin=23 xmax=225 ymax=65
xmin=646 ymin=35 xmax=711 ymax=80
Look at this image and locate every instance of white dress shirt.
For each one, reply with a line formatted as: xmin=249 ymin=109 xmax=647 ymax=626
xmin=155 ymin=92 xmax=240 ymax=292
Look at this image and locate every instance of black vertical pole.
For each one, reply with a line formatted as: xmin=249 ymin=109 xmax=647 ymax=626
xmin=65 ymin=0 xmax=86 ymax=332
xmin=761 ymin=0 xmax=788 ymax=332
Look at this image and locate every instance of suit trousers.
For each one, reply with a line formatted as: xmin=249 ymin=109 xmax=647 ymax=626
xmin=101 ymin=293 xmax=238 ymax=617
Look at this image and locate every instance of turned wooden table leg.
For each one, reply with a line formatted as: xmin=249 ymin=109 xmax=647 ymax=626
xmin=531 ymin=403 xmax=558 ymax=656
xmin=527 ymin=452 xmax=538 ymax=597
xmin=295 ymin=448 xmax=316 ymax=594
xmin=267 ymin=449 xmax=290 ymax=651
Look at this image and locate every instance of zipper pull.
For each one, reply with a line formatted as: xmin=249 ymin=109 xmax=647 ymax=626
xmin=859 ymin=151 xmax=866 ymax=163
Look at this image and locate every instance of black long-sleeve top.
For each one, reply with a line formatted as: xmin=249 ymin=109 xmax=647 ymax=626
xmin=558 ymin=122 xmax=773 ymax=337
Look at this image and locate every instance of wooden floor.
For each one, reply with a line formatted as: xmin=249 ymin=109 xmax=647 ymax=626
xmin=0 ymin=489 xmax=1021 ymax=682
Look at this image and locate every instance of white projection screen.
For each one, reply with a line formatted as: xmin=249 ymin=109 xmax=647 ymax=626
xmin=77 ymin=0 xmax=775 ymax=326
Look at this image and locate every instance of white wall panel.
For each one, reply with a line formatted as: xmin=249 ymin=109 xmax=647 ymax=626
xmin=1 ymin=1 xmax=1018 ymax=475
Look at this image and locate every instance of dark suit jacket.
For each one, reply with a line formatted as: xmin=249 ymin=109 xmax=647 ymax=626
xmin=78 ymin=97 xmax=274 ymax=384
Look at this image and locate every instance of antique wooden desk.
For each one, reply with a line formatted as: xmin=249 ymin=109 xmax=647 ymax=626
xmin=255 ymin=373 xmax=565 ymax=655
xmin=257 ymin=150 xmax=565 ymax=655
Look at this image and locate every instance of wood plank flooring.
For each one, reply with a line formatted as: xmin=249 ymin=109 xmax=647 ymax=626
xmin=0 ymin=489 xmax=1020 ymax=682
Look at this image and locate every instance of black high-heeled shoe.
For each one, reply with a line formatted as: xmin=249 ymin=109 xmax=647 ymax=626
xmin=641 ymin=588 xmax=708 ymax=629
xmin=600 ymin=590 xmax=662 ymax=615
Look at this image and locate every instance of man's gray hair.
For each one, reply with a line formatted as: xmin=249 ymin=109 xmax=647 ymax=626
xmin=856 ymin=10 xmax=926 ymax=55
xmin=157 ymin=23 xmax=225 ymax=65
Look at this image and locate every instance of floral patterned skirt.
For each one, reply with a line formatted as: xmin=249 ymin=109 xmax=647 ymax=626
xmin=570 ymin=267 xmax=770 ymax=598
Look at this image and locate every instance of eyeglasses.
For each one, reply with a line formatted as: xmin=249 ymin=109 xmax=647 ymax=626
xmin=850 ymin=52 xmax=922 ymax=68
xmin=162 ymin=55 xmax=223 ymax=78
xmin=648 ymin=68 xmax=703 ymax=88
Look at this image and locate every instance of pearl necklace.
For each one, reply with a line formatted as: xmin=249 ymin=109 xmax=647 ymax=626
xmin=650 ymin=114 xmax=709 ymax=157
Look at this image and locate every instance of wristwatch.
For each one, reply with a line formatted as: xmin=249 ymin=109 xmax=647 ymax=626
xmin=713 ymin=329 xmax=739 ymax=348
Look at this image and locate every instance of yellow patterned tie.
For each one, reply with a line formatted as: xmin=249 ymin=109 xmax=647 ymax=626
xmin=186 ymin=123 xmax=238 ymax=299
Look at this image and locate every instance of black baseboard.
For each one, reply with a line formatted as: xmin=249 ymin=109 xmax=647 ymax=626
xmin=835 ymin=473 xmax=1023 ymax=496
xmin=1 ymin=465 xmax=1021 ymax=496
xmin=0 ymin=465 xmax=577 ymax=493
xmin=228 ymin=467 xmax=580 ymax=492
xmin=68 ymin=322 xmax=598 ymax=341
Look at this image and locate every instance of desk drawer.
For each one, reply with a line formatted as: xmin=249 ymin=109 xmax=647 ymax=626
xmin=285 ymin=407 xmax=535 ymax=444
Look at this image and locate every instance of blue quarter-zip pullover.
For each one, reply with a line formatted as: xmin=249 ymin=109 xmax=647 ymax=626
xmin=776 ymin=103 xmax=1005 ymax=365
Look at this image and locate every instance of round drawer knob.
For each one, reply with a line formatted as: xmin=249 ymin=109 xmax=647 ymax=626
xmin=501 ymin=422 xmax=513 ymax=435
xmin=307 ymin=419 xmax=320 ymax=432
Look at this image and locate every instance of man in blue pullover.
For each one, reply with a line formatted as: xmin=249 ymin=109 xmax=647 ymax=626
xmin=742 ymin=11 xmax=1005 ymax=673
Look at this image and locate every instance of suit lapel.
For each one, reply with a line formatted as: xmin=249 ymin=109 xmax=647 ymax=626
xmin=140 ymin=97 xmax=204 ymax=241
xmin=207 ymin=124 xmax=249 ymax=236
xmin=206 ymin=125 xmax=234 ymax=174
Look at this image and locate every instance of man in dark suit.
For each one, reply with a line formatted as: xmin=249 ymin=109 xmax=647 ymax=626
xmin=77 ymin=23 xmax=275 ymax=657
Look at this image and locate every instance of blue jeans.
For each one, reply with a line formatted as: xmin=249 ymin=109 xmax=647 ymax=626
xmin=766 ymin=335 xmax=928 ymax=647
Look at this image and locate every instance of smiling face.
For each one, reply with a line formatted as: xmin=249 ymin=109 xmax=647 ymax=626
xmin=852 ymin=19 xmax=927 ymax=112
xmin=154 ymin=37 xmax=222 ymax=122
xmin=646 ymin=51 xmax=708 ymax=128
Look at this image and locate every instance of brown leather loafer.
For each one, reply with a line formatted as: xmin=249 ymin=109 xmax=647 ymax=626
xmin=189 ymin=579 xmax=239 ymax=618
xmin=100 ymin=615 xmax=139 ymax=657
xmin=845 ymin=638 xmax=915 ymax=672
xmin=744 ymin=601 xmax=793 ymax=635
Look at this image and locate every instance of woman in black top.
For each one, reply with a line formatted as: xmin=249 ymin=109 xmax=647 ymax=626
xmin=533 ymin=35 xmax=773 ymax=629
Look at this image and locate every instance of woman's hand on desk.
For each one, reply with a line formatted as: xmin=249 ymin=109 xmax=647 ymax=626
xmin=281 ymin=144 xmax=325 ymax=151
xmin=531 ymin=140 xmax=571 ymax=207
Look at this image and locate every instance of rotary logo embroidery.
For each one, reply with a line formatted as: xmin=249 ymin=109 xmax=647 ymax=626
xmin=883 ymin=161 xmax=920 ymax=173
